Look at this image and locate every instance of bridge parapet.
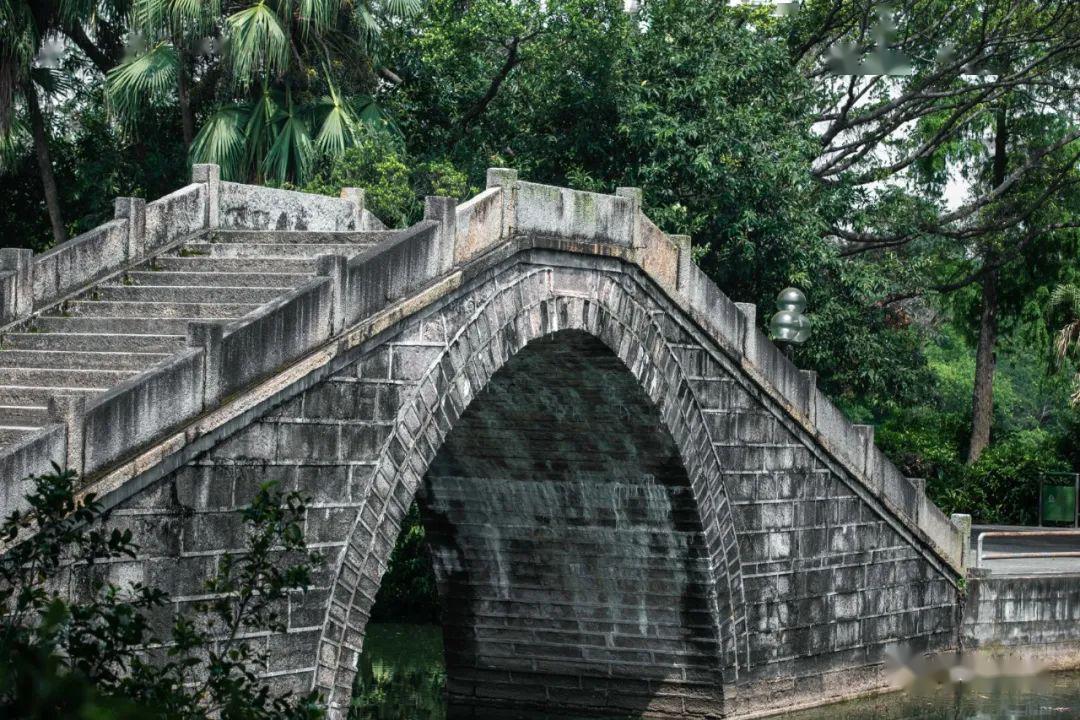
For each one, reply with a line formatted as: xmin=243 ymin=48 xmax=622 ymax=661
xmin=0 ymin=166 xmax=965 ymax=575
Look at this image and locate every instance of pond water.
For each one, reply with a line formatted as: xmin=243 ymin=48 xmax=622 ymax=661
xmin=349 ymin=623 xmax=1080 ymax=720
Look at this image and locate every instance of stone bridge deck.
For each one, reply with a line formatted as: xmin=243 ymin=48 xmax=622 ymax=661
xmin=0 ymin=167 xmax=978 ymax=719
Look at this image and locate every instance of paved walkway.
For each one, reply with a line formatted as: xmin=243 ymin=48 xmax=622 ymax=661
xmin=972 ymin=524 xmax=1080 ymax=575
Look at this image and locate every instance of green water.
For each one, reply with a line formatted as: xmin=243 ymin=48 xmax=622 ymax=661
xmin=350 ymin=624 xmax=1080 ymax=720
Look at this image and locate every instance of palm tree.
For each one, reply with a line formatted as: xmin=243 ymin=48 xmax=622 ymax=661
xmin=1051 ymin=283 xmax=1080 ymax=406
xmin=106 ymin=0 xmax=419 ymax=184
xmin=1 ymin=1 xmax=70 ymax=244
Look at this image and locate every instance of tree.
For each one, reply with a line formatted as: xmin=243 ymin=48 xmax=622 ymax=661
xmin=0 ymin=467 xmax=325 ymax=719
xmin=789 ymin=0 xmax=1080 ymax=461
xmin=1051 ymin=284 xmax=1080 ymax=406
xmin=1 ymin=2 xmax=70 ymax=244
xmin=106 ymin=0 xmax=420 ymax=183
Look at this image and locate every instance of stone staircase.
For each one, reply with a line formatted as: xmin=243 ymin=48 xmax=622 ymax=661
xmin=0 ymin=229 xmax=390 ymax=450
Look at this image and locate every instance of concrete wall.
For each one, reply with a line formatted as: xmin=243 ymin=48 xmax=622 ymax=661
xmin=963 ymin=575 xmax=1080 ymax=669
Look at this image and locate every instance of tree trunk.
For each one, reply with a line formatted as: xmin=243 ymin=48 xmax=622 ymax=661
xmin=967 ymin=106 xmax=1009 ymax=463
xmin=177 ymin=46 xmax=195 ymax=154
xmin=967 ymin=267 xmax=999 ymax=462
xmin=23 ymin=79 xmax=66 ymax=246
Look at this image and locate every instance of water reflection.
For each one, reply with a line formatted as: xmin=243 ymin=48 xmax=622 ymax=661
xmin=349 ymin=624 xmax=446 ymax=720
xmin=350 ymin=623 xmax=1080 ymax=720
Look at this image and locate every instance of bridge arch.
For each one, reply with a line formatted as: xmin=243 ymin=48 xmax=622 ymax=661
xmin=316 ymin=265 xmax=747 ymax=717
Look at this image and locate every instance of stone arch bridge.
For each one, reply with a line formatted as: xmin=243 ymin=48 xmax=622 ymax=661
xmin=0 ymin=167 xmax=969 ymax=719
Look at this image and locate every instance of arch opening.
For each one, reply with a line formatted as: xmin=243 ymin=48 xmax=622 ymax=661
xmin=405 ymin=329 xmax=725 ymax=718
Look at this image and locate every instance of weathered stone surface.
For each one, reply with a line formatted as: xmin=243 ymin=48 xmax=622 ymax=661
xmin=515 ymin=181 xmax=634 ymax=245
xmin=454 ymin=187 xmax=502 ymax=265
xmin=145 ymin=183 xmax=206 ymax=251
xmin=32 ymin=219 xmax=131 ymax=305
xmin=220 ymin=183 xmax=357 ymax=231
xmin=82 ymin=348 xmax=205 ymax=473
xmin=963 ymin=575 xmax=1080 ymax=669
xmin=80 ymin=257 xmax=962 ymax=719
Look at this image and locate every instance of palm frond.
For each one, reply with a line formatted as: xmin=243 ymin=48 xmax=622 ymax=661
xmin=297 ymin=0 xmax=336 ymax=34
xmin=29 ymin=67 xmax=75 ymax=97
xmin=1050 ymin=284 xmax=1080 ymax=318
xmin=0 ymin=115 xmax=29 ymax=172
xmin=378 ymin=0 xmax=422 ymax=19
xmin=263 ymin=95 xmax=313 ymax=183
xmin=190 ymin=104 xmax=249 ymax=180
xmin=226 ymin=3 xmax=289 ymax=87
xmin=355 ymin=5 xmax=381 ymax=41
xmin=313 ymin=75 xmax=358 ymax=155
xmin=106 ymin=41 xmax=179 ymax=121
xmin=354 ymin=96 xmax=399 ymax=135
xmin=244 ymin=87 xmax=280 ymax=179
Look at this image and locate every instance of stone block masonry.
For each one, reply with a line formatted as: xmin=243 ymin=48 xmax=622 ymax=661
xmin=0 ymin=167 xmax=974 ymax=720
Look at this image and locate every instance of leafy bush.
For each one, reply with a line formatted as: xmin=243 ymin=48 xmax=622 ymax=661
xmin=306 ymin=136 xmax=419 ymax=228
xmin=305 ymin=137 xmax=473 ymax=229
xmin=0 ymin=467 xmax=325 ymax=720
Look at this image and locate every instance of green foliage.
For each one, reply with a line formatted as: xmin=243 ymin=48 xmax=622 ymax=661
xmin=369 ymin=504 xmax=439 ymax=624
xmin=876 ymin=324 xmax=1077 ymax=524
xmin=304 ymin=135 xmax=473 ymax=227
xmin=0 ymin=467 xmax=325 ymax=719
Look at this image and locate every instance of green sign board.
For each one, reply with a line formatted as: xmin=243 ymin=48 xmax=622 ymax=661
xmin=1041 ymin=484 xmax=1077 ymax=524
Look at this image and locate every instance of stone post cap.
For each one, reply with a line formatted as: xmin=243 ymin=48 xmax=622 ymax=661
xmin=486 ymin=167 xmax=519 ymax=188
xmin=424 ymin=195 xmax=457 ymax=216
xmin=47 ymin=395 xmax=86 ymax=423
xmin=191 ymin=164 xmax=221 ymax=183
xmin=950 ymin=513 xmax=972 ymax=532
xmin=114 ymin=196 xmax=146 ymax=218
xmin=0 ymin=247 xmax=32 ymax=267
xmin=187 ymin=320 xmax=226 ymax=348
xmin=341 ymin=187 xmax=365 ymax=204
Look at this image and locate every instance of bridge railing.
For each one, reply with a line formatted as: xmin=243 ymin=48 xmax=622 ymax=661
xmin=0 ymin=166 xmax=968 ymax=573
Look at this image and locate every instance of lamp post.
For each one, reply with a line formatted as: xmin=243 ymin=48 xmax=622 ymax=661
xmin=769 ymin=287 xmax=811 ymax=357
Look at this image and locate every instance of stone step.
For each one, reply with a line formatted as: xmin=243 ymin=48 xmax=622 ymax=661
xmin=150 ymin=256 xmax=319 ymax=274
xmin=183 ymin=242 xmax=372 ymax=259
xmin=0 ymin=366 xmax=136 ymax=389
xmin=209 ymin=230 xmax=393 ymax=245
xmin=0 ymin=386 xmax=104 ymax=407
xmin=125 ymin=270 xmax=312 ymax=288
xmin=0 ymin=349 xmax=169 ymax=371
xmin=91 ymin=284 xmax=287 ymax=304
xmin=29 ymin=317 xmax=213 ymax=335
xmin=55 ymin=300 xmax=261 ymax=320
xmin=1 ymin=332 xmax=187 ymax=353
xmin=0 ymin=404 xmax=49 ymax=426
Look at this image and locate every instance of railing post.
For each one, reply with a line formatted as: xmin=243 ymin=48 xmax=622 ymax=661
xmin=424 ymin=196 xmax=457 ymax=275
xmin=734 ymin=302 xmax=756 ymax=359
xmin=191 ymin=163 xmax=221 ymax=229
xmin=0 ymin=248 xmax=34 ymax=320
xmin=615 ymin=186 xmax=643 ymax=249
xmin=317 ymin=254 xmax=349 ymax=334
xmin=187 ymin=321 xmax=225 ymax=406
xmin=341 ymin=187 xmax=365 ymax=230
xmin=47 ymin=395 xmax=85 ymax=476
xmin=672 ymin=234 xmax=692 ymax=295
xmin=114 ymin=197 xmax=147 ymax=262
xmin=951 ymin=513 xmax=972 ymax=571
xmin=486 ymin=167 xmax=518 ymax=239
